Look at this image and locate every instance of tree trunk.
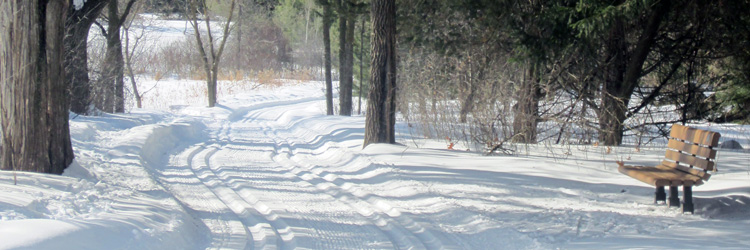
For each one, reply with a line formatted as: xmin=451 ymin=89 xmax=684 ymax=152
xmin=209 ymin=65 xmax=218 ymax=107
xmin=512 ymin=63 xmax=541 ymax=143
xmin=47 ymin=0 xmax=75 ymax=173
xmin=101 ymin=0 xmax=126 ymax=113
xmin=340 ymin=4 xmax=355 ymax=116
xmin=1 ymin=0 xmax=73 ymax=174
xmin=123 ymin=28 xmax=142 ymax=109
xmin=187 ymin=0 xmax=235 ymax=108
xmin=322 ymin=0 xmax=334 ymax=115
xmin=65 ymin=0 xmax=108 ymax=115
xmin=358 ymin=15 xmax=365 ymax=115
xmin=598 ymin=17 xmax=628 ymax=146
xmin=337 ymin=0 xmax=353 ymax=116
xmin=364 ymin=0 xmax=397 ymax=147
xmin=598 ymin=0 xmax=670 ymax=146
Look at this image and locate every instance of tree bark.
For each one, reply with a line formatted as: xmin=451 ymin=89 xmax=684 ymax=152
xmin=358 ymin=15 xmax=364 ymax=115
xmin=109 ymin=0 xmax=125 ymax=112
xmin=364 ymin=0 xmax=397 ymax=147
xmin=337 ymin=0 xmax=353 ymax=116
xmin=101 ymin=0 xmax=138 ymax=113
xmin=187 ymin=0 xmax=236 ymax=108
xmin=340 ymin=1 xmax=355 ymax=116
xmin=1 ymin=0 xmax=73 ymax=174
xmin=598 ymin=0 xmax=670 ymax=145
xmin=65 ymin=0 xmax=109 ymax=115
xmin=512 ymin=62 xmax=541 ymax=143
xmin=322 ymin=0 xmax=334 ymax=115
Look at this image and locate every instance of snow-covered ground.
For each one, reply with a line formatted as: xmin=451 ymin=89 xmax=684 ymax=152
xmin=1 ymin=80 xmax=749 ymax=250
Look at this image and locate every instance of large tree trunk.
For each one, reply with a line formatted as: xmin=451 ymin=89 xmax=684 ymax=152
xmin=364 ymin=0 xmax=397 ymax=147
xmin=512 ymin=63 xmax=541 ymax=143
xmin=1 ymin=0 xmax=74 ymax=174
xmin=322 ymin=0 xmax=334 ymax=115
xmin=598 ymin=0 xmax=670 ymax=146
xmin=598 ymin=17 xmax=629 ymax=146
xmin=337 ymin=0 xmax=353 ymax=116
xmin=65 ymin=0 xmax=108 ymax=115
xmin=340 ymin=3 xmax=355 ymax=116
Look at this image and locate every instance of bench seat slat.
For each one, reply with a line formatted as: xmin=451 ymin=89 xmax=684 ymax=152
xmin=618 ymin=165 xmax=704 ymax=187
xmin=660 ymin=160 xmax=711 ymax=181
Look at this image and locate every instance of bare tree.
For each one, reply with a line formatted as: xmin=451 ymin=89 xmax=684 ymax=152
xmin=1 ymin=0 xmax=74 ymax=174
xmin=186 ymin=0 xmax=237 ymax=107
xmin=122 ymin=2 xmax=152 ymax=109
xmin=65 ymin=0 xmax=110 ymax=115
xmin=363 ymin=0 xmax=397 ymax=147
xmin=97 ymin=0 xmax=138 ymax=113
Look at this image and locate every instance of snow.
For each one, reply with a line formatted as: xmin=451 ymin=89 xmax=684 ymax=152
xmin=3 ymin=15 xmax=750 ymax=249
xmin=1 ymin=80 xmax=749 ymax=249
xmin=73 ymin=0 xmax=87 ymax=10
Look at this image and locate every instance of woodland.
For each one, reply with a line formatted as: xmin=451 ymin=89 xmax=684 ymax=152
xmin=1 ymin=0 xmax=749 ymax=174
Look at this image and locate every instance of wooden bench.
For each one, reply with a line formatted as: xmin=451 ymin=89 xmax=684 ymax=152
xmin=617 ymin=124 xmax=720 ymax=214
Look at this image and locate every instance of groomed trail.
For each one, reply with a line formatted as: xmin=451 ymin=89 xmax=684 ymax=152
xmin=133 ymin=83 xmax=750 ymax=249
xmin=4 ymin=83 xmax=749 ymax=250
xmin=144 ymin=83 xmax=749 ymax=249
xmin=160 ymin=96 xmax=461 ymax=250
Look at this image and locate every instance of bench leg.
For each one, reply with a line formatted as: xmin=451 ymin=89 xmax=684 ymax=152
xmin=655 ymin=186 xmax=666 ymax=204
xmin=668 ymin=186 xmax=680 ymax=207
xmin=683 ymin=186 xmax=694 ymax=214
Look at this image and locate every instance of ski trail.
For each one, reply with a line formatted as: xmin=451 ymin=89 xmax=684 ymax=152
xmin=203 ymin=143 xmax=299 ymax=249
xmin=240 ymin=102 xmax=434 ymax=249
xmin=213 ymin=111 xmax=300 ymax=249
xmin=286 ymin=154 xmax=455 ymax=250
xmin=282 ymin=129 xmax=464 ymax=250
xmin=189 ymin=145 xmax=280 ymax=250
xmin=162 ymin=145 xmax=251 ymax=250
xmin=249 ymin=98 xmax=464 ymax=249
xmin=273 ymin=149 xmax=425 ymax=250
xmin=236 ymin=101 xmax=401 ymax=249
xmin=164 ymin=95 xmax=454 ymax=249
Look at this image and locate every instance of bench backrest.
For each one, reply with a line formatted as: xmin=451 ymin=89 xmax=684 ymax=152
xmin=661 ymin=124 xmax=721 ymax=178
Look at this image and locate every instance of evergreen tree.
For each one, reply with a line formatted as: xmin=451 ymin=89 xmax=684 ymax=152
xmin=364 ymin=0 xmax=397 ymax=146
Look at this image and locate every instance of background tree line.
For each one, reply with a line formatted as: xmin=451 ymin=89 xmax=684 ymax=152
xmin=398 ymin=0 xmax=750 ymax=151
xmin=1 ymin=0 xmax=377 ymax=174
xmin=2 ymin=0 xmax=748 ymax=174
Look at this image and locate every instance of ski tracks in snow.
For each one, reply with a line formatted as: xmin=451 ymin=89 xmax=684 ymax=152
xmin=160 ymin=96 xmax=461 ymax=249
xmin=246 ymin=101 xmax=460 ymax=250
